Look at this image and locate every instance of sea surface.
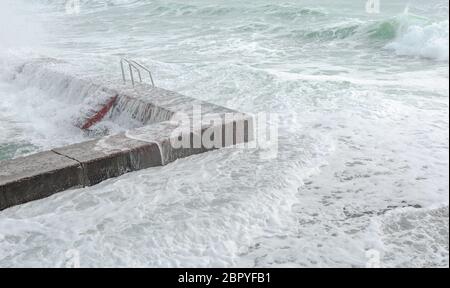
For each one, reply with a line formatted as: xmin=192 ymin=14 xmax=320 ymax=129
xmin=0 ymin=0 xmax=448 ymax=267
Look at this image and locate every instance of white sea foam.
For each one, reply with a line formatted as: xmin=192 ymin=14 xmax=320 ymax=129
xmin=0 ymin=66 xmax=89 ymax=156
xmin=368 ymin=206 xmax=449 ymax=268
xmin=385 ymin=20 xmax=449 ymax=61
xmin=0 ymin=0 xmax=45 ymax=49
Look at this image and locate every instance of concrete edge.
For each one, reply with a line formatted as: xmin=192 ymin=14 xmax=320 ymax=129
xmin=0 ymin=114 xmax=253 ymax=211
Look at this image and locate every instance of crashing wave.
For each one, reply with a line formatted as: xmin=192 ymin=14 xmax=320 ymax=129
xmin=385 ymin=20 xmax=449 ymax=61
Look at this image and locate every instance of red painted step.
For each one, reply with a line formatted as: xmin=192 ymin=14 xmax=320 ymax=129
xmin=81 ymin=95 xmax=118 ymax=130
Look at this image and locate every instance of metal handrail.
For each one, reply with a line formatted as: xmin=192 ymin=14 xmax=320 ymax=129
xmin=120 ymin=58 xmax=155 ymax=87
xmin=129 ymin=60 xmax=155 ymax=87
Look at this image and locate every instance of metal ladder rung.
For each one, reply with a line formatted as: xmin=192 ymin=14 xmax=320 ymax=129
xmin=120 ymin=58 xmax=155 ymax=87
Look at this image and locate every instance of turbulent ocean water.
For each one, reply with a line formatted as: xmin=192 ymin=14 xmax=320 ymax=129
xmin=0 ymin=0 xmax=449 ymax=267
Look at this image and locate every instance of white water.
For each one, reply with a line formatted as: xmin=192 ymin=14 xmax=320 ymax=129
xmin=0 ymin=0 xmax=448 ymax=267
xmin=385 ymin=19 xmax=449 ymax=61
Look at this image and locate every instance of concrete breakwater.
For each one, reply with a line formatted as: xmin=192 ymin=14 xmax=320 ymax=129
xmin=0 ymin=59 xmax=253 ymax=211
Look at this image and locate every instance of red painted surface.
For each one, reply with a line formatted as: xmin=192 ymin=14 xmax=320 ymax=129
xmin=81 ymin=95 xmax=118 ymax=130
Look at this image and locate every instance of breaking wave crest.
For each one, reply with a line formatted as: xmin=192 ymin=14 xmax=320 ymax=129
xmin=385 ymin=20 xmax=449 ymax=61
xmin=30 ymin=0 xmax=450 ymax=62
xmin=286 ymin=11 xmax=448 ymax=61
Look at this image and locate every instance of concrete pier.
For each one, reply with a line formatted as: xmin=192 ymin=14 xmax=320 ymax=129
xmin=0 ymin=151 xmax=84 ymax=211
xmin=0 ymin=59 xmax=253 ymax=211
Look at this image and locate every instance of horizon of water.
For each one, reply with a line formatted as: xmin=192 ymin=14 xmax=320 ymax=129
xmin=0 ymin=0 xmax=448 ymax=267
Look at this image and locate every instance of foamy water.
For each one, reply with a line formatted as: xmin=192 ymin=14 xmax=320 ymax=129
xmin=0 ymin=0 xmax=448 ymax=267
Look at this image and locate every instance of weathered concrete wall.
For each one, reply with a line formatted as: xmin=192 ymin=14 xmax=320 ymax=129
xmin=53 ymin=134 xmax=163 ymax=186
xmin=0 ymin=151 xmax=84 ymax=211
xmin=0 ymin=116 xmax=252 ymax=211
xmin=0 ymin=59 xmax=254 ymax=211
